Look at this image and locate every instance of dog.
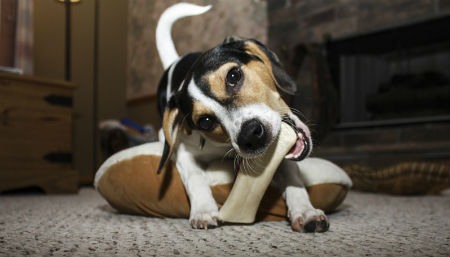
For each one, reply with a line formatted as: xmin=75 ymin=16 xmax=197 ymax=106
xmin=155 ymin=3 xmax=329 ymax=232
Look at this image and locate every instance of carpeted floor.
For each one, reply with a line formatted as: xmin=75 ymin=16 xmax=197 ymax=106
xmin=1 ymin=187 xmax=449 ymax=257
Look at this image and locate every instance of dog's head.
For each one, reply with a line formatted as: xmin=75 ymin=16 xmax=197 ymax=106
xmin=158 ymin=37 xmax=312 ymax=172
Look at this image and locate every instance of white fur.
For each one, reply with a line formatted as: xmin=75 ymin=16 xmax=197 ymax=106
xmin=272 ymin=160 xmax=328 ymax=231
xmin=172 ymin=129 xmax=230 ymax=228
xmin=174 ymin=141 xmax=220 ymax=228
xmin=156 ymin=3 xmax=212 ymax=69
xmin=187 ymin=79 xmax=229 ymax=124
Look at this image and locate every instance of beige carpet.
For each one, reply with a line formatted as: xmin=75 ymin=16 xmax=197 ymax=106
xmin=1 ymin=187 xmax=449 ymax=257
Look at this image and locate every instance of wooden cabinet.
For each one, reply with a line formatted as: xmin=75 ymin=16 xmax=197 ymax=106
xmin=0 ymin=73 xmax=78 ymax=193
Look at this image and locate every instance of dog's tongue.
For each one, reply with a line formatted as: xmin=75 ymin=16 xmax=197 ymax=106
xmin=285 ymin=128 xmax=309 ymax=161
xmin=286 ymin=136 xmax=304 ymax=158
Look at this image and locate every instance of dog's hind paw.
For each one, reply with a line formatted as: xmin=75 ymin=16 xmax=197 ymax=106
xmin=189 ymin=212 xmax=219 ymax=229
xmin=290 ymin=210 xmax=329 ymax=233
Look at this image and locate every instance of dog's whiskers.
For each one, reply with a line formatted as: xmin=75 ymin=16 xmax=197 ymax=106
xmin=241 ymin=157 xmax=250 ymax=175
xmin=280 ymin=106 xmax=317 ymax=130
xmin=251 ymin=156 xmax=265 ymax=170
xmin=224 ymin=148 xmax=235 ymax=159
xmin=233 ymin=155 xmax=241 ymax=175
xmin=241 ymin=157 xmax=264 ymax=176
xmin=280 ymin=106 xmax=306 ymax=121
xmin=247 ymin=158 xmax=256 ymax=175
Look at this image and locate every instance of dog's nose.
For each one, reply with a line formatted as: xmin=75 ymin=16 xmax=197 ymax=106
xmin=238 ymin=119 xmax=267 ymax=153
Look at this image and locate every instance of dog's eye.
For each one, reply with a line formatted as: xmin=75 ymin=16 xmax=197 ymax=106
xmin=226 ymin=67 xmax=242 ymax=87
xmin=197 ymin=115 xmax=217 ymax=131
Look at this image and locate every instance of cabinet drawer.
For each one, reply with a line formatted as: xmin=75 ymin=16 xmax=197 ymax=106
xmin=0 ymin=73 xmax=77 ymax=193
xmin=0 ymin=77 xmax=73 ymax=171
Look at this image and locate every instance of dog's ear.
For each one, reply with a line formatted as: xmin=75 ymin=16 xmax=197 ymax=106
xmin=223 ymin=35 xmax=244 ymax=44
xmin=157 ymin=106 xmax=181 ymax=174
xmin=246 ymin=40 xmax=297 ymax=95
xmin=270 ymin=62 xmax=297 ymax=95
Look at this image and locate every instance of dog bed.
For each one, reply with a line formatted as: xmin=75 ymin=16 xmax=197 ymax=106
xmin=95 ymin=141 xmax=352 ymax=222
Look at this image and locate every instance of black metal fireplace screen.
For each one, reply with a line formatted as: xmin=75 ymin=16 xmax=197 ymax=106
xmin=326 ymin=15 xmax=450 ymax=128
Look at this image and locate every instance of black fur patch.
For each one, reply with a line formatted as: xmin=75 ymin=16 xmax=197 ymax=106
xmin=157 ymin=52 xmax=202 ymax=118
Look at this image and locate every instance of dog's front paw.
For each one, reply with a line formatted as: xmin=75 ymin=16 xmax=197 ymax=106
xmin=290 ymin=209 xmax=329 ymax=233
xmin=189 ymin=211 xmax=219 ymax=229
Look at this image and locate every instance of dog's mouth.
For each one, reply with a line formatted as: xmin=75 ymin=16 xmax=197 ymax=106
xmin=232 ymin=116 xmax=310 ymax=174
xmin=282 ymin=116 xmax=310 ymax=161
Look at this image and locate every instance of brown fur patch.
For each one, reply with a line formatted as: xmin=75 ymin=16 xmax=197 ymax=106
xmin=204 ymin=124 xmax=229 ymax=143
xmin=191 ymin=101 xmax=213 ymax=123
xmin=206 ymin=62 xmax=238 ymax=102
xmin=191 ymin=101 xmax=229 ymax=143
xmin=233 ymin=41 xmax=291 ymax=114
xmin=241 ymin=41 xmax=291 ymax=114
xmin=243 ymin=41 xmax=274 ymax=76
xmin=235 ymin=62 xmax=276 ymax=106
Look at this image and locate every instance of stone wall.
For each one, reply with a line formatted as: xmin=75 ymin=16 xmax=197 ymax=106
xmin=266 ymin=0 xmax=450 ymax=166
xmin=268 ymin=0 xmax=450 ymax=60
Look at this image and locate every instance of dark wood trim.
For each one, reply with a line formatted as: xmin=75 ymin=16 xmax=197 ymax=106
xmin=0 ymin=0 xmax=17 ymax=67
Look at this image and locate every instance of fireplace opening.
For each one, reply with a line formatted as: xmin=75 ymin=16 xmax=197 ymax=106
xmin=326 ymin=15 xmax=450 ymax=128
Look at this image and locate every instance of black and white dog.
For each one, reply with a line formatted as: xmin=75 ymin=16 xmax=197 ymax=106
xmin=156 ymin=3 xmax=328 ymax=232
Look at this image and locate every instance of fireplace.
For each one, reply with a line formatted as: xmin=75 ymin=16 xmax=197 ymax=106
xmin=312 ymin=15 xmax=450 ymax=166
xmin=267 ymin=0 xmax=450 ymax=193
xmin=326 ymin=15 xmax=450 ymax=127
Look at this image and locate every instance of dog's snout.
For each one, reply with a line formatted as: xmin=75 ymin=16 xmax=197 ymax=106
xmin=237 ymin=119 xmax=267 ymax=153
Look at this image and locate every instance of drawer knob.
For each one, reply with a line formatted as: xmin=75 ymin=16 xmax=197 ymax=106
xmin=44 ymin=152 xmax=72 ymax=164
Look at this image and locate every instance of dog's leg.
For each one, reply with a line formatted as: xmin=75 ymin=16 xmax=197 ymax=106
xmin=284 ymin=185 xmax=329 ymax=232
xmin=273 ymin=160 xmax=329 ymax=232
xmin=175 ymin=143 xmax=219 ymax=229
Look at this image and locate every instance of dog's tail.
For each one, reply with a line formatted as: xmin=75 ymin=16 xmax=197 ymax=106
xmin=156 ymin=3 xmax=212 ymax=70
